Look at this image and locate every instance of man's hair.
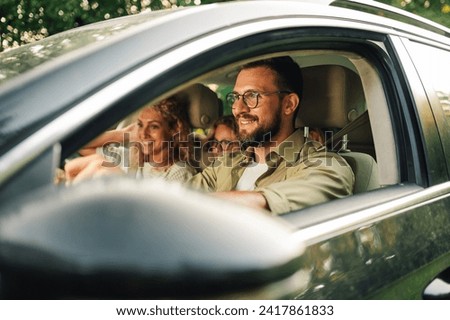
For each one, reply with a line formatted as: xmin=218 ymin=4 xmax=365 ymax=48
xmin=240 ymin=56 xmax=303 ymax=102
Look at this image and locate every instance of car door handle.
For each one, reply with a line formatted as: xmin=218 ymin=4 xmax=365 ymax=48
xmin=423 ymin=268 xmax=450 ymax=299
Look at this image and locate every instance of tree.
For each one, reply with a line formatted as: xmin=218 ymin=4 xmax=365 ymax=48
xmin=0 ymin=0 xmax=229 ymax=51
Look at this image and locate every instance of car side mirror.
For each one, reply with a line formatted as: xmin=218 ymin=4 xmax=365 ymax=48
xmin=0 ymin=178 xmax=305 ymax=299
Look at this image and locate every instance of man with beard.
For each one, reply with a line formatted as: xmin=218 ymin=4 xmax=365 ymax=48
xmin=189 ymin=56 xmax=354 ymax=215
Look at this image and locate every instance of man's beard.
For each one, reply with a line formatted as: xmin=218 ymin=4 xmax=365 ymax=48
xmin=237 ymin=108 xmax=281 ymax=146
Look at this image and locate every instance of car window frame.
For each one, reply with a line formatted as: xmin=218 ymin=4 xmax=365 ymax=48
xmin=0 ymin=22 xmax=432 ymax=215
xmin=385 ymin=35 xmax=448 ymax=186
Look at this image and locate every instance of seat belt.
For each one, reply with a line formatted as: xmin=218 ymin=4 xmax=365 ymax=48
xmin=325 ymin=110 xmax=369 ymax=152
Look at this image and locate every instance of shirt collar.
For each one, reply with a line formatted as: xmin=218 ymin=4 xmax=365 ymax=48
xmin=271 ymin=128 xmax=305 ymax=163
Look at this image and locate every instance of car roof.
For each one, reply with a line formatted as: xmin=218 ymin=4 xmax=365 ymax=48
xmin=0 ymin=0 xmax=449 ymax=159
xmin=1 ymin=0 xmax=448 ymax=86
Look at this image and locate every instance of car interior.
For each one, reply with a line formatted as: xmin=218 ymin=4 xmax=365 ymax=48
xmin=62 ymin=49 xmax=400 ymax=214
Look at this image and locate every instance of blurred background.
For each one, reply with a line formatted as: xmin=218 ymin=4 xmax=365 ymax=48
xmin=1 ymin=0 xmax=449 ymax=52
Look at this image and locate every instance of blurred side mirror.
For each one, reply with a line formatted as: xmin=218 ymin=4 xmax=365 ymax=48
xmin=0 ymin=178 xmax=306 ymax=299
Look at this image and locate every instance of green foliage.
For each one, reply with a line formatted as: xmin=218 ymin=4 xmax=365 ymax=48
xmin=1 ymin=0 xmax=449 ymax=52
xmin=376 ymin=0 xmax=450 ymax=27
xmin=0 ymin=0 xmax=229 ymax=51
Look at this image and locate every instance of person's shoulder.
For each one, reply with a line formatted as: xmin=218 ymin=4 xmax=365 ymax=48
xmin=299 ymin=140 xmax=326 ymax=157
xmin=172 ymin=161 xmax=196 ymax=172
xmin=166 ymin=161 xmax=196 ymax=182
xmin=206 ymin=150 xmax=245 ymax=168
xmin=299 ymin=142 xmax=351 ymax=168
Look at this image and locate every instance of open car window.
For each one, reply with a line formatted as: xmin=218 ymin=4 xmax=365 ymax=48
xmin=57 ymin=48 xmax=400 ymax=217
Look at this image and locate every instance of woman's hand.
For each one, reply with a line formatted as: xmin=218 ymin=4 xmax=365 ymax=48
xmin=64 ymin=154 xmax=123 ymax=184
xmin=79 ymin=122 xmax=139 ymax=156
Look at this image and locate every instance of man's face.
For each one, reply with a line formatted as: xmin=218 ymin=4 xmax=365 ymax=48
xmin=231 ymin=66 xmax=283 ymax=144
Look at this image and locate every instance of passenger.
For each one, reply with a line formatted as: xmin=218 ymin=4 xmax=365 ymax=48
xmin=307 ymin=127 xmax=325 ymax=145
xmin=65 ymin=96 xmax=196 ymax=184
xmin=204 ymin=115 xmax=240 ymax=158
xmin=188 ymin=56 xmax=354 ymax=215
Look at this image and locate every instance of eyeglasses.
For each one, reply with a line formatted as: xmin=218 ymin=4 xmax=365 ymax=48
xmin=208 ymin=139 xmax=239 ymax=151
xmin=226 ymin=90 xmax=292 ymax=109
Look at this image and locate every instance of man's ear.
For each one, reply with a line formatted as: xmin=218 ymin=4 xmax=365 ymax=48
xmin=283 ymin=93 xmax=300 ymax=116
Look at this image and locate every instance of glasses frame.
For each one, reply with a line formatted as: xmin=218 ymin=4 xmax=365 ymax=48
xmin=207 ymin=139 xmax=239 ymax=151
xmin=226 ymin=90 xmax=292 ymax=109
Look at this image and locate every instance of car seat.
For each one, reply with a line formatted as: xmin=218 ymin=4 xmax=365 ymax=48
xmin=296 ymin=64 xmax=380 ymax=193
xmin=177 ymin=83 xmax=221 ymax=172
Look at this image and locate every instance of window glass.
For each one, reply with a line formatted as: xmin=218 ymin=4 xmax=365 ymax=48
xmin=407 ymin=41 xmax=450 ymax=175
xmin=407 ymin=41 xmax=450 ymax=123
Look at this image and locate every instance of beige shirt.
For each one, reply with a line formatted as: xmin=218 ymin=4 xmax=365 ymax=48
xmin=188 ymin=129 xmax=354 ymax=215
xmin=101 ymin=145 xmax=195 ymax=183
xmin=134 ymin=161 xmax=196 ymax=183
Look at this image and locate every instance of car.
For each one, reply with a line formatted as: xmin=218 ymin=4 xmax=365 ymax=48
xmin=0 ymin=0 xmax=449 ymax=299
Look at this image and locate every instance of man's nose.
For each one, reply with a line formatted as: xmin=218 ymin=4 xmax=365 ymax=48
xmin=232 ymin=97 xmax=250 ymax=115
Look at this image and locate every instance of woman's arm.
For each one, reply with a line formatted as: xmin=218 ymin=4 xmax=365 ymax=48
xmin=79 ymin=123 xmax=137 ymax=156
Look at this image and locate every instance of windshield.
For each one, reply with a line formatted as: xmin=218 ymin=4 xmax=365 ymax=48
xmin=0 ymin=10 xmax=173 ymax=85
xmin=0 ymin=8 xmax=185 ymax=158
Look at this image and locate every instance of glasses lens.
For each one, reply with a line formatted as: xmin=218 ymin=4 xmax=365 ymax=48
xmin=226 ymin=93 xmax=238 ymax=107
xmin=243 ymin=91 xmax=258 ymax=108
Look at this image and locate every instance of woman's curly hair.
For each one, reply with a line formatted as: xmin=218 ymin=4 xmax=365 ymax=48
xmin=129 ymin=95 xmax=191 ymax=170
xmin=151 ymin=95 xmax=191 ymax=161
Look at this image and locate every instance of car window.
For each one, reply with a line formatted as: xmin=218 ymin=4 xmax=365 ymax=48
xmin=209 ymin=50 xmax=398 ymax=189
xmin=61 ymin=49 xmax=396 ymax=216
xmin=405 ymin=40 xmax=450 ymax=176
xmin=1 ymin=26 xmax=405 ymax=216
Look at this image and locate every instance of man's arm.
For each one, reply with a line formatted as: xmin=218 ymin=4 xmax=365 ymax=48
xmin=258 ymin=153 xmax=354 ymax=215
xmin=212 ymin=191 xmax=269 ymax=211
xmin=188 ymin=157 xmax=225 ymax=191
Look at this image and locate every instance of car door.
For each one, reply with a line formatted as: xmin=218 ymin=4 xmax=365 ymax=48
xmin=398 ymin=36 xmax=450 ymax=299
xmin=282 ymin=31 xmax=450 ymax=299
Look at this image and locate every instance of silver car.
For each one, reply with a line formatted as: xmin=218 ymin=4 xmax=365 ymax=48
xmin=0 ymin=0 xmax=449 ymax=299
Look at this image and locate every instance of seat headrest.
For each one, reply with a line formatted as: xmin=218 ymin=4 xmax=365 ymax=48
xmin=180 ymin=84 xmax=221 ymax=129
xmin=296 ymin=65 xmax=365 ymax=129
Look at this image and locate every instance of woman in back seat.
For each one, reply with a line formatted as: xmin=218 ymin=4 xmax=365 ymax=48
xmin=64 ymin=96 xmax=196 ymax=184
